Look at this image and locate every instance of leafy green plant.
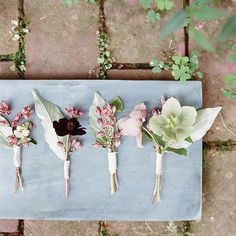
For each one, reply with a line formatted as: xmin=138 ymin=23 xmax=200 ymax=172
xmin=97 ymin=32 xmax=113 ymax=79
xmin=150 ymin=52 xmax=203 ymax=81
xmin=139 ymin=0 xmax=174 ymax=23
xmin=159 ymin=0 xmax=226 ymax=52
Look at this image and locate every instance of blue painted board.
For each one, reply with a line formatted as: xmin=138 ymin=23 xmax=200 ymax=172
xmin=0 ymin=80 xmax=202 ymax=221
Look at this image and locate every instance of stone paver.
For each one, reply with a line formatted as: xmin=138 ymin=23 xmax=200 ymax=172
xmin=0 ymin=0 xmax=18 ymax=55
xmin=24 ymin=220 xmax=98 ymax=236
xmin=0 ymin=219 xmax=18 ymax=233
xmin=24 ymin=0 xmax=99 ymax=79
xmin=192 ymin=149 xmax=236 ymax=236
xmin=105 ymin=0 xmax=184 ymax=63
xmin=0 ymin=62 xmax=18 ymax=79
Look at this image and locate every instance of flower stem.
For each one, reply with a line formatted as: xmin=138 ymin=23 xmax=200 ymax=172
xmin=64 ymin=135 xmax=71 ymax=198
xmin=15 ymin=167 xmax=23 ymax=193
xmin=152 ymin=151 xmax=163 ymax=203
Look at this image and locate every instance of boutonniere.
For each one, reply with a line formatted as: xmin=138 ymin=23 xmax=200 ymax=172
xmin=32 ymin=90 xmax=86 ymax=198
xmin=89 ymin=92 xmax=124 ymax=194
xmin=118 ymin=97 xmax=221 ymax=202
xmin=0 ymin=102 xmax=36 ymax=193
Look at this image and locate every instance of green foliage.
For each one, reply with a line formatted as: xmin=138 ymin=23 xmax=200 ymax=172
xmin=231 ymin=44 xmax=236 ymax=62
xmin=222 ymin=74 xmax=236 ymax=99
xmin=140 ymin=0 xmax=174 ymax=22
xmin=222 ymin=89 xmax=236 ymax=99
xmin=216 ymin=13 xmax=236 ymax=42
xmin=97 ymin=32 xmax=113 ymax=79
xmin=188 ymin=5 xmax=224 ymax=21
xmin=159 ymin=10 xmax=187 ymax=40
xmin=150 ymin=52 xmax=203 ymax=81
xmin=147 ymin=10 xmax=160 ymax=22
xmin=166 ymin=147 xmax=188 ymax=156
xmin=139 ymin=0 xmax=152 ymax=9
xmin=158 ymin=0 xmax=226 ymax=52
xmin=189 ymin=27 xmax=215 ymax=52
xmin=110 ymin=96 xmax=124 ymax=112
xmin=224 ymin=74 xmax=236 ymax=87
xmin=156 ymin=0 xmax=174 ymax=11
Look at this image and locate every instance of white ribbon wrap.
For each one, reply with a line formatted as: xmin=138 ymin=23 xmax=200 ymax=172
xmin=156 ymin=152 xmax=163 ymax=175
xmin=108 ymin=152 xmax=117 ymax=175
xmin=64 ymin=160 xmax=70 ymax=180
xmin=13 ymin=146 xmax=21 ymax=168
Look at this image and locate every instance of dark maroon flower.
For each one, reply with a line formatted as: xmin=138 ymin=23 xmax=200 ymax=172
xmin=53 ymin=118 xmax=86 ymax=136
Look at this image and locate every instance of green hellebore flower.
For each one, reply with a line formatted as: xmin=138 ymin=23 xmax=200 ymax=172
xmin=149 ymin=97 xmax=197 ymax=143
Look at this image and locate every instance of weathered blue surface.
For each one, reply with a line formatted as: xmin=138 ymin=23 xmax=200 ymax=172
xmin=0 ymin=80 xmax=202 ymax=221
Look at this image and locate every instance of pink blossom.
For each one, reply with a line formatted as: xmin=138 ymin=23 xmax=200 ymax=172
xmin=129 ymin=103 xmax=146 ymax=122
xmin=71 ymin=139 xmax=81 ymax=149
xmin=65 ymin=106 xmax=83 ymax=118
xmin=195 ymin=22 xmax=206 ymax=30
xmin=7 ymin=135 xmax=18 ymax=146
xmin=0 ymin=101 xmax=11 ymax=115
xmin=118 ymin=117 xmax=143 ymax=148
xmin=11 ymin=113 xmax=23 ymax=127
xmin=0 ymin=120 xmax=9 ymax=126
xmin=97 ymin=131 xmax=105 ymax=137
xmin=97 ymin=118 xmax=103 ymax=125
xmin=96 ymin=106 xmax=101 ymax=115
xmin=21 ymin=106 xmax=33 ymax=119
xmin=93 ymin=142 xmax=103 ymax=148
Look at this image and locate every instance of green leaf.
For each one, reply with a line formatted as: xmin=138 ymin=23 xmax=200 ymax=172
xmin=185 ymin=136 xmax=193 ymax=143
xmin=165 ymin=147 xmax=188 ymax=156
xmin=110 ymin=96 xmax=124 ymax=112
xmin=222 ymin=89 xmax=236 ymax=99
xmin=30 ymin=138 xmax=37 ymax=145
xmin=156 ymin=0 xmax=174 ymax=11
xmin=32 ymin=89 xmax=67 ymax=161
xmin=189 ymin=28 xmax=215 ymax=52
xmin=215 ymin=13 xmax=236 ymax=42
xmin=152 ymin=66 xmax=162 ymax=73
xmin=188 ymin=5 xmax=224 ymax=21
xmin=139 ymin=0 xmax=152 ymax=9
xmin=196 ymin=71 xmax=204 ymax=78
xmin=150 ymin=59 xmax=158 ymax=66
xmin=224 ymin=75 xmax=236 ymax=87
xmin=159 ymin=9 xmax=187 ymax=41
xmin=147 ymin=10 xmax=160 ymax=22
xmin=231 ymin=44 xmax=236 ymax=62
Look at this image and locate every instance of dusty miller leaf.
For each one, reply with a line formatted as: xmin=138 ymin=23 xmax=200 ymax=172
xmin=32 ymin=89 xmax=67 ymax=161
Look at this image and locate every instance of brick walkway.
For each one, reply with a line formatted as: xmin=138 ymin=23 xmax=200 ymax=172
xmin=0 ymin=0 xmax=236 ymax=235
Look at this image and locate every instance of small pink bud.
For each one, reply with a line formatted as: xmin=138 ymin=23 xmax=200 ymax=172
xmin=92 ymin=142 xmax=103 ymax=148
xmin=0 ymin=101 xmax=11 ymax=115
xmin=152 ymin=108 xmax=160 ymax=116
xmin=96 ymin=106 xmax=101 ymax=115
xmin=97 ymin=118 xmax=103 ymax=125
xmin=71 ymin=139 xmax=81 ymax=149
xmin=21 ymin=106 xmax=33 ymax=119
xmin=65 ymin=106 xmax=83 ymax=118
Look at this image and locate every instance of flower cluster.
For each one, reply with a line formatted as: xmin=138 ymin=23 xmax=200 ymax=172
xmin=0 ymin=101 xmax=36 ymax=147
xmin=93 ymin=103 xmax=121 ymax=151
xmin=149 ymin=97 xmax=197 ymax=144
xmin=53 ymin=106 xmax=86 ymax=155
